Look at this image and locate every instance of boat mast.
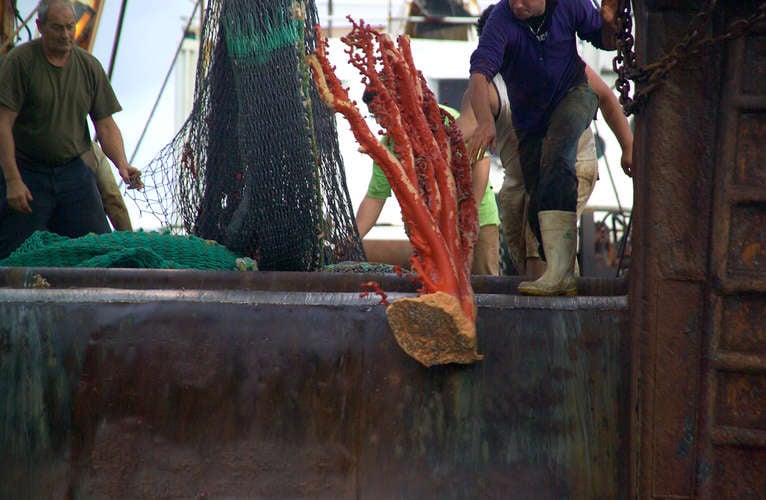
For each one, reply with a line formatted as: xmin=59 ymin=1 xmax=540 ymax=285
xmin=0 ymin=0 xmax=15 ymax=53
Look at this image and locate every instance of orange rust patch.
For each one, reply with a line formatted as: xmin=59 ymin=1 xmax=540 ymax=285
xmin=741 ymin=243 xmax=761 ymax=266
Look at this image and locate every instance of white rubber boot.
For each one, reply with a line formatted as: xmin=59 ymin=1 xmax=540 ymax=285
xmin=518 ymin=211 xmax=578 ymax=296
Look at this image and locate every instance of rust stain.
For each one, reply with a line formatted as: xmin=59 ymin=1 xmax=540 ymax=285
xmin=741 ymin=242 xmax=762 ymax=266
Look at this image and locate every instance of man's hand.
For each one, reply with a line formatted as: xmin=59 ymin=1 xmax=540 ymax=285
xmin=601 ymin=0 xmax=619 ymax=23
xmin=465 ymin=73 xmax=497 ymax=163
xmin=119 ymin=165 xmax=144 ymax=190
xmin=600 ymin=0 xmax=621 ymax=50
xmin=95 ymin=116 xmax=144 ymax=189
xmin=465 ymin=120 xmax=496 ymax=165
xmin=6 ymin=177 xmax=33 ymax=213
xmin=621 ymin=147 xmax=633 ymax=177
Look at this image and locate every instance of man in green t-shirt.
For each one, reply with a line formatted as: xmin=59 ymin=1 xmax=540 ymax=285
xmin=0 ymin=0 xmax=142 ymax=258
xmin=355 ymin=90 xmax=501 ymax=275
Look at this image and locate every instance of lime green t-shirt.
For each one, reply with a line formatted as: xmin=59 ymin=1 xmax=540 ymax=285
xmin=366 ymin=163 xmax=499 ymax=227
xmin=365 ymin=105 xmax=500 ymax=227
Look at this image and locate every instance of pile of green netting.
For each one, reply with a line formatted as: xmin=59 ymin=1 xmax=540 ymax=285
xmin=0 ymin=230 xmax=258 ymax=271
xmin=321 ymin=261 xmax=415 ymax=274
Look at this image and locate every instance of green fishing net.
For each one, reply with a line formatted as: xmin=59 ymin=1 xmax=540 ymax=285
xmin=0 ymin=230 xmax=258 ymax=270
xmin=321 ymin=261 xmax=414 ymax=274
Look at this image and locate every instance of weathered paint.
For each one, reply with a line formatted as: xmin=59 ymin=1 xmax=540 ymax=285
xmin=629 ymin=1 xmax=766 ymax=498
xmin=0 ymin=270 xmax=628 ymax=498
xmin=6 ymin=0 xmax=766 ymax=496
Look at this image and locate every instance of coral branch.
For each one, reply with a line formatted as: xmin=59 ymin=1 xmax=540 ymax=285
xmin=307 ymin=20 xmax=481 ymax=366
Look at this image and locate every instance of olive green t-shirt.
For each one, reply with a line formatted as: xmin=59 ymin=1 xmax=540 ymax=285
xmin=0 ymin=39 xmax=121 ymax=164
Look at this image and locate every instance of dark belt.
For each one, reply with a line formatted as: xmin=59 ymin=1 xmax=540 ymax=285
xmin=16 ymin=150 xmax=87 ymax=168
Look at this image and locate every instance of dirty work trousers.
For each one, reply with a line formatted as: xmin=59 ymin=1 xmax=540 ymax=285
xmin=516 ymin=82 xmax=599 ymax=259
xmin=0 ymin=156 xmax=111 ymax=259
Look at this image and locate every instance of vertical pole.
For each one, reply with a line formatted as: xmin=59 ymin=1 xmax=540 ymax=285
xmin=107 ymin=0 xmax=129 ymax=80
xmin=199 ymin=0 xmax=205 ymax=34
xmin=0 ymin=0 xmax=14 ymax=51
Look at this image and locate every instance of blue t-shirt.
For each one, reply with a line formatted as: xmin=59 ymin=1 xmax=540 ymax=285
xmin=469 ymin=0 xmax=604 ymax=134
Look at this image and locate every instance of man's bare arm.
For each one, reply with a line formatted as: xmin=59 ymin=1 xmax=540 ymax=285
xmin=585 ymin=65 xmax=633 ymax=176
xmin=471 ymin=156 xmax=491 ymax=209
xmin=94 ymin=116 xmax=143 ymax=189
xmin=456 ymin=90 xmax=478 ymax=140
xmin=0 ymin=107 xmax=32 ymax=213
xmin=355 ymin=196 xmax=386 ymax=239
xmin=465 ymin=73 xmax=497 ymax=163
xmin=458 ymin=76 xmax=501 ymax=141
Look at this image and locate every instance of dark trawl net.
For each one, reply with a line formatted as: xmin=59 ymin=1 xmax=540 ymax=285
xmin=126 ymin=0 xmax=364 ymax=270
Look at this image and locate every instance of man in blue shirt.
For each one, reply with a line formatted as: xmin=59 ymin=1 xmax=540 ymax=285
xmin=466 ymin=0 xmax=618 ymax=295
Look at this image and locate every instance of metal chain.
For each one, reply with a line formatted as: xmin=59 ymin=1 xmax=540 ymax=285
xmin=613 ymin=0 xmax=638 ymax=114
xmin=613 ymin=0 xmax=766 ymax=116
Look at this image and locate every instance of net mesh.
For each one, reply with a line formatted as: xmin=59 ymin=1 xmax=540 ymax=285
xmin=125 ymin=0 xmax=364 ymax=271
xmin=0 ymin=230 xmax=258 ymax=270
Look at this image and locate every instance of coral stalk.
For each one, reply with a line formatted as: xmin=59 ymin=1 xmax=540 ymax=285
xmin=307 ymin=19 xmax=481 ymax=366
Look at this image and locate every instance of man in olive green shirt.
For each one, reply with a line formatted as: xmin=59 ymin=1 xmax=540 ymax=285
xmin=0 ymin=0 xmax=141 ymax=258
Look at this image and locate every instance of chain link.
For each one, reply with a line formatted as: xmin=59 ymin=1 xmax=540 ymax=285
xmin=613 ymin=0 xmax=766 ymax=116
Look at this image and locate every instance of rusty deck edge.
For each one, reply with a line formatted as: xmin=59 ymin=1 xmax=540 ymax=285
xmin=0 ymin=286 xmax=628 ymax=310
xmin=0 ymin=266 xmax=630 ymax=296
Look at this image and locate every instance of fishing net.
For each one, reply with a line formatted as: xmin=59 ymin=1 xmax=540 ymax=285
xmin=0 ymin=230 xmax=258 ymax=270
xmin=321 ymin=261 xmax=414 ymax=275
xmin=125 ymin=0 xmax=365 ymax=271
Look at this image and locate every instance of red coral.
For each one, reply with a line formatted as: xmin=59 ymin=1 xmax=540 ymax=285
xmin=360 ymin=281 xmax=390 ymax=306
xmin=307 ymin=20 xmax=481 ymax=366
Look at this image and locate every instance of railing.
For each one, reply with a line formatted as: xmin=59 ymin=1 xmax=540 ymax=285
xmin=580 ymin=207 xmax=632 ymax=278
xmin=314 ymin=0 xmax=482 ymax=34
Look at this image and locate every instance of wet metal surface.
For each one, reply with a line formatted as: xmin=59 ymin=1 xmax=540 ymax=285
xmin=0 ymin=269 xmax=628 ymax=498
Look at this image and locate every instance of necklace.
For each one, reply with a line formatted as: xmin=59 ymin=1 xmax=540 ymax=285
xmin=527 ymin=12 xmax=548 ymax=42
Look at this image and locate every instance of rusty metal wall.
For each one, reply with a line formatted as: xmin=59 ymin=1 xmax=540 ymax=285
xmin=0 ymin=271 xmax=628 ymax=498
xmin=630 ymin=1 xmax=766 ymax=498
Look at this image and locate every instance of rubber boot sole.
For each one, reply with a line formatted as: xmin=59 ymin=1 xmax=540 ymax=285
xmin=517 ymin=286 xmax=578 ymax=296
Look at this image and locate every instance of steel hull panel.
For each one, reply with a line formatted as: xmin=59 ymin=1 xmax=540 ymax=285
xmin=0 ymin=280 xmax=628 ymax=498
